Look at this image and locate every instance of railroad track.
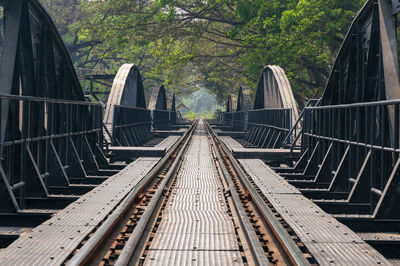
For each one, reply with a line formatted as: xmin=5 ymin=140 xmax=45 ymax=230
xmin=64 ymin=120 xmax=312 ymax=265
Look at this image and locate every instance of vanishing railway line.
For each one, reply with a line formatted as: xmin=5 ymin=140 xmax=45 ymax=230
xmin=0 ymin=0 xmax=398 ymax=265
xmin=60 ymin=120 xmax=310 ymax=265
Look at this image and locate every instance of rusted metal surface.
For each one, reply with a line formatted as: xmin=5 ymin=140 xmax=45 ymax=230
xmin=209 ymin=122 xmax=310 ymax=265
xmin=143 ymin=122 xmax=243 ymax=265
xmin=239 ymin=159 xmax=391 ymax=265
xmin=0 ymin=158 xmax=160 ymax=265
xmin=4 ymin=118 xmax=392 ymax=265
xmin=66 ymin=122 xmax=196 ymax=265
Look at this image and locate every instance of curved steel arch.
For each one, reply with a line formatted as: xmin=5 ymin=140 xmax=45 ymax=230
xmin=103 ymin=64 xmax=147 ymax=140
xmin=322 ymin=0 xmax=399 ymax=106
xmin=0 ymin=0 xmax=87 ymax=144
xmin=148 ymin=85 xmax=167 ymax=110
xmin=167 ymin=93 xmax=177 ymax=125
xmin=0 ymin=0 xmax=109 ymax=213
xmin=253 ymin=65 xmax=299 ymax=123
xmin=320 ymin=0 xmax=400 ymax=145
xmin=284 ymin=1 xmax=400 ymax=220
xmin=226 ymin=94 xmax=237 ymax=113
xmin=0 ymin=0 xmax=84 ymax=100
xmin=167 ymin=93 xmax=176 ymax=112
xmin=236 ymin=86 xmax=251 ymax=112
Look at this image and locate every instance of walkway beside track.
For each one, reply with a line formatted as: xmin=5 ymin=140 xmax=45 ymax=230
xmin=217 ymin=134 xmax=390 ymax=265
xmin=144 ymin=121 xmax=243 ymax=265
xmin=0 ymin=157 xmax=161 ymax=265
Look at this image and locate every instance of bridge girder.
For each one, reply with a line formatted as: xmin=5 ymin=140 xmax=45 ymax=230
xmin=148 ymin=85 xmax=168 ymax=111
xmin=103 ymin=64 xmax=147 ymax=142
xmin=167 ymin=93 xmax=176 ymax=112
xmin=236 ymin=86 xmax=251 ymax=112
xmin=0 ymin=0 xmax=85 ymax=145
xmin=253 ymin=65 xmax=299 ymax=125
xmin=0 ymin=0 xmax=107 ymax=213
xmin=322 ymin=0 xmax=400 ymax=105
xmin=226 ymin=94 xmax=237 ymax=113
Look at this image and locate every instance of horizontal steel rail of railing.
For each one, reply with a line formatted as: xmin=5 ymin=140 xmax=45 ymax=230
xmin=112 ymin=105 xmax=153 ymax=146
xmin=297 ymin=99 xmax=400 ymax=217
xmin=0 ymin=94 xmax=105 ymax=212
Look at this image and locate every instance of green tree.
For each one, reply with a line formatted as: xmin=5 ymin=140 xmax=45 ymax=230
xmin=41 ymin=0 xmax=365 ymax=105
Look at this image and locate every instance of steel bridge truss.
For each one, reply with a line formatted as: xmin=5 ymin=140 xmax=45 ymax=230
xmin=222 ymin=0 xmax=400 ymax=231
xmin=0 ymin=1 xmax=179 ymax=217
xmin=278 ymin=0 xmax=400 ymax=229
xmin=0 ymin=0 xmax=114 ymax=215
xmin=223 ymin=66 xmax=298 ymax=148
xmin=149 ymin=85 xmax=176 ymax=130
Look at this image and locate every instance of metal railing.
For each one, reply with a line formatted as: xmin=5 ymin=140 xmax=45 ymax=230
xmin=152 ymin=109 xmax=170 ymax=130
xmin=244 ymin=108 xmax=292 ymax=148
xmin=282 ymin=99 xmax=320 ymax=150
xmin=221 ymin=108 xmax=293 ymax=148
xmin=112 ymin=105 xmax=153 ymax=146
xmin=223 ymin=112 xmax=233 ymax=127
xmin=222 ymin=111 xmax=247 ymax=131
xmin=0 ymin=94 xmax=104 ymax=212
xmin=298 ymin=99 xmax=400 ymax=217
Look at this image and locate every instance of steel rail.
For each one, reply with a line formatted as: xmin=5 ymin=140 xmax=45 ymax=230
xmin=115 ymin=121 xmax=197 ymax=265
xmin=207 ymin=124 xmax=271 ymax=266
xmin=67 ymin=121 xmax=197 ymax=266
xmin=206 ymin=121 xmax=310 ymax=266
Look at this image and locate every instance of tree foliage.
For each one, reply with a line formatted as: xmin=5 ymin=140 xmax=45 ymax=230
xmin=41 ymin=0 xmax=365 ymax=105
